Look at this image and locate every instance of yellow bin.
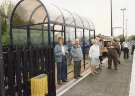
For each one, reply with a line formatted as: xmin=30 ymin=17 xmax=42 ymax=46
xmin=31 ymin=74 xmax=48 ymax=96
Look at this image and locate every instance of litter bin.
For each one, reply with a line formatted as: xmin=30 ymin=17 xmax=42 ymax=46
xmin=31 ymin=74 xmax=48 ymax=96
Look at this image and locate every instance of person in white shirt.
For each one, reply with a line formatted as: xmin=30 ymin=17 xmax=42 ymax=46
xmin=89 ymin=39 xmax=100 ymax=75
xmin=123 ymin=41 xmax=129 ymax=59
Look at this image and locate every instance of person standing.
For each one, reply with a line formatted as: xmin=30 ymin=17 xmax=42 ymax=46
xmin=107 ymin=42 xmax=119 ymax=70
xmin=123 ymin=41 xmax=129 ymax=59
xmin=97 ymin=38 xmax=104 ymax=69
xmin=89 ymin=39 xmax=100 ymax=75
xmin=67 ymin=40 xmax=74 ymax=65
xmin=71 ymin=39 xmax=83 ymax=79
xmin=113 ymin=41 xmax=121 ymax=64
xmin=131 ymin=44 xmax=135 ymax=55
xmin=54 ymin=37 xmax=68 ymax=84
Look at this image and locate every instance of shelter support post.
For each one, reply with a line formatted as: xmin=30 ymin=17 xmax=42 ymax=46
xmin=0 ymin=14 xmax=5 ymax=96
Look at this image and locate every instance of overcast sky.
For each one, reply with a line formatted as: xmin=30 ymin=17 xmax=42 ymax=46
xmin=0 ymin=0 xmax=134 ymax=36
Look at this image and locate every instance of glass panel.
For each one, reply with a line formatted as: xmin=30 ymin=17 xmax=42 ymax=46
xmin=30 ymin=5 xmax=47 ymax=24
xmin=30 ymin=25 xmax=48 ymax=47
xmin=81 ymin=17 xmax=90 ymax=29
xmin=54 ymin=25 xmax=62 ymax=31
xmin=84 ymin=30 xmax=90 ymax=63
xmin=65 ymin=27 xmax=74 ymax=80
xmin=76 ymin=29 xmax=83 ymax=45
xmin=13 ymin=0 xmax=44 ymax=26
xmin=73 ymin=14 xmax=84 ymax=28
xmin=61 ymin=9 xmax=75 ymax=26
xmin=54 ymin=32 xmax=62 ymax=44
xmin=43 ymin=31 xmax=48 ymax=46
xmin=12 ymin=28 xmax=27 ymax=46
xmin=66 ymin=27 xmax=75 ymax=43
xmin=87 ymin=18 xmax=95 ymax=30
xmin=84 ymin=30 xmax=90 ymax=43
xmin=90 ymin=31 xmax=94 ymax=40
xmin=30 ymin=29 xmax=42 ymax=47
xmin=45 ymin=4 xmax=63 ymax=24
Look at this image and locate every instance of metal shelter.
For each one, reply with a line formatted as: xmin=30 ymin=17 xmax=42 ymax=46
xmin=0 ymin=0 xmax=95 ymax=96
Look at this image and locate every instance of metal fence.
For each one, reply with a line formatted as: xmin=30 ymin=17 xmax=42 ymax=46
xmin=0 ymin=47 xmax=55 ymax=96
xmin=0 ymin=0 xmax=96 ymax=96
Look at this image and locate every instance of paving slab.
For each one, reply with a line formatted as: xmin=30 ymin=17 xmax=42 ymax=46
xmin=62 ymin=55 xmax=132 ymax=96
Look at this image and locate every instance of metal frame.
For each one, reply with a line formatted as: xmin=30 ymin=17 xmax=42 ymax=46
xmin=0 ymin=13 xmax=5 ymax=96
xmin=2 ymin=0 xmax=96 ymax=96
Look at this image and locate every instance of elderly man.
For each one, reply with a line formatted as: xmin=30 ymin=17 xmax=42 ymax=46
xmin=108 ymin=41 xmax=119 ymax=70
xmin=71 ymin=39 xmax=83 ymax=79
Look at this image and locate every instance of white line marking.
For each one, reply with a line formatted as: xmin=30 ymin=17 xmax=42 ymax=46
xmin=57 ymin=69 xmax=91 ymax=96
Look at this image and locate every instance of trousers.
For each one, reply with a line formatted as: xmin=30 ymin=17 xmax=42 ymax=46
xmin=57 ymin=56 xmax=67 ymax=83
xmin=74 ymin=61 xmax=81 ymax=78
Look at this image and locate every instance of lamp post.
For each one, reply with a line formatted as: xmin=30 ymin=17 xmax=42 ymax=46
xmin=110 ymin=0 xmax=113 ymax=37
xmin=120 ymin=8 xmax=126 ymax=40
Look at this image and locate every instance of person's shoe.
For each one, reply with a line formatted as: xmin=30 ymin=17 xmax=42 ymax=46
xmin=119 ymin=61 xmax=121 ymax=64
xmin=74 ymin=77 xmax=79 ymax=79
xmin=91 ymin=73 xmax=95 ymax=76
xmin=62 ymin=80 xmax=68 ymax=82
xmin=78 ymin=75 xmax=83 ymax=78
xmin=58 ymin=82 xmax=62 ymax=85
xmin=94 ymin=71 xmax=99 ymax=74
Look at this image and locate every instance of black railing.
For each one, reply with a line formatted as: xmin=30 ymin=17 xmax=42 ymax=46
xmin=2 ymin=47 xmax=53 ymax=96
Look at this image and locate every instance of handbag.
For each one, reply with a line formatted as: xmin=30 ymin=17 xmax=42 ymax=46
xmin=101 ymin=47 xmax=108 ymax=53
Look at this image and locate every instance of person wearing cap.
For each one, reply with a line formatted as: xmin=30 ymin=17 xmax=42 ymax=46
xmin=71 ymin=39 xmax=83 ymax=79
xmin=54 ymin=36 xmax=68 ymax=84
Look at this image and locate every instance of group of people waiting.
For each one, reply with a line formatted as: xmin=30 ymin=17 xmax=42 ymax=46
xmin=54 ymin=37 xmax=83 ymax=85
xmin=54 ymin=36 xmax=134 ymax=85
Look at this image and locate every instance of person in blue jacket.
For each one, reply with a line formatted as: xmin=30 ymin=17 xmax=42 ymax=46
xmin=54 ymin=36 xmax=68 ymax=85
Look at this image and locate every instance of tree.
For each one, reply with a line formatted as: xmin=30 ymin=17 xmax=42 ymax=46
xmin=128 ymin=35 xmax=135 ymax=41
xmin=113 ymin=34 xmax=125 ymax=42
xmin=0 ymin=0 xmax=27 ymax=46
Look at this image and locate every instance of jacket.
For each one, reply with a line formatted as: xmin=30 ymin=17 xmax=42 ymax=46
xmin=71 ymin=45 xmax=83 ymax=61
xmin=54 ymin=44 xmax=68 ymax=62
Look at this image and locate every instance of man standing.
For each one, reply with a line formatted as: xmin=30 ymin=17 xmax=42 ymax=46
xmin=123 ymin=41 xmax=129 ymax=59
xmin=71 ymin=39 xmax=83 ymax=79
xmin=131 ymin=44 xmax=135 ymax=55
xmin=108 ymin=42 xmax=119 ymax=70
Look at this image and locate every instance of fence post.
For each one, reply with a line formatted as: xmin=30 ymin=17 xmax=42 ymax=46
xmin=0 ymin=14 xmax=5 ymax=96
xmin=48 ymin=46 xmax=56 ymax=96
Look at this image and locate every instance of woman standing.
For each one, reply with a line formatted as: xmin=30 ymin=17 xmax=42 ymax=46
xmin=54 ymin=37 xmax=68 ymax=85
xmin=89 ymin=39 xmax=100 ymax=75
